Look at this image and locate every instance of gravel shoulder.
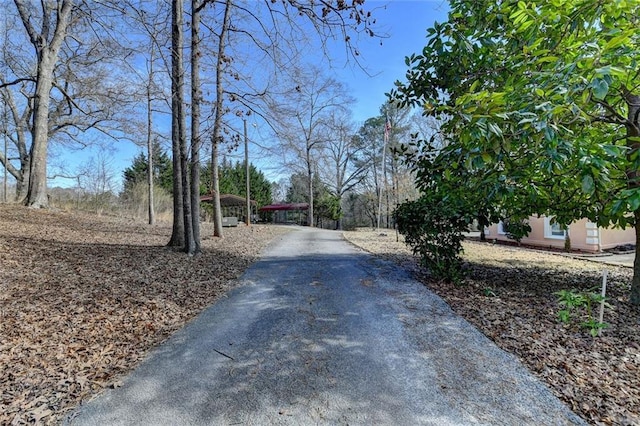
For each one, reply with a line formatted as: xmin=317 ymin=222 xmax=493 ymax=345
xmin=343 ymin=229 xmax=640 ymax=425
xmin=68 ymin=227 xmax=584 ymax=425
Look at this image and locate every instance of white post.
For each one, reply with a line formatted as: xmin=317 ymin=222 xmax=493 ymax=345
xmin=598 ymin=269 xmax=608 ymax=337
xmin=377 ymin=115 xmax=390 ymax=230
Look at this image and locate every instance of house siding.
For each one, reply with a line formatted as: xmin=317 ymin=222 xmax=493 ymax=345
xmin=485 ymin=216 xmax=635 ymax=252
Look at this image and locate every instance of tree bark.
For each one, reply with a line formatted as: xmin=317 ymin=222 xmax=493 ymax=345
xmin=14 ymin=0 xmax=73 ymax=208
xmin=0 ymin=81 xmax=28 ymax=201
xmin=16 ymin=160 xmax=29 ymax=202
xmin=306 ymin=149 xmax=314 ymax=227
xmin=625 ymin=88 xmax=640 ymax=306
xmin=177 ymin=0 xmax=194 ymax=254
xmin=211 ymin=139 xmax=223 ymax=237
xmin=190 ymin=0 xmax=202 ymax=253
xmin=168 ymin=0 xmax=185 ymax=248
xmin=211 ymin=0 xmax=232 ymax=238
xmin=146 ymin=50 xmax=155 ymax=226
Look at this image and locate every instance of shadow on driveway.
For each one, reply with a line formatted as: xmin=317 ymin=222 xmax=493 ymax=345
xmin=67 ymin=229 xmax=586 ymax=425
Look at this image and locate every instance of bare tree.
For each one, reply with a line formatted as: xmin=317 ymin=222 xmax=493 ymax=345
xmin=10 ymin=0 xmax=74 ymax=208
xmin=3 ymin=1 xmax=142 ymax=206
xmin=190 ymin=0 xmax=206 ymax=251
xmin=270 ymin=66 xmax=351 ymax=226
xmin=380 ymin=102 xmax=410 ymax=227
xmin=76 ymin=149 xmax=117 ymax=214
xmin=317 ymin=109 xmax=366 ymax=229
xmin=146 ymin=48 xmax=157 ymax=225
xmin=167 ymin=0 xmax=196 ymax=253
xmin=352 ymin=116 xmax=384 ymax=226
xmin=209 ymin=0 xmax=233 ymax=238
xmin=0 ymin=75 xmax=30 ymax=201
xmin=136 ymin=5 xmax=170 ymax=226
xmin=195 ymin=0 xmax=378 ymax=234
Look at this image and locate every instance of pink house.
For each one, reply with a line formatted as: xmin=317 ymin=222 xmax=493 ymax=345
xmin=485 ymin=216 xmax=636 ymax=252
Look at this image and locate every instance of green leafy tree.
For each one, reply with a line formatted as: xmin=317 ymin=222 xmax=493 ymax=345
xmin=286 ymin=172 xmax=341 ymax=226
xmin=122 ymin=142 xmax=172 ymax=197
xmin=392 ymin=1 xmax=640 ymax=305
xmin=286 ymin=172 xmax=313 ymax=203
xmin=315 ymin=190 xmax=341 ymax=227
xmin=201 ymin=159 xmax=272 ymax=208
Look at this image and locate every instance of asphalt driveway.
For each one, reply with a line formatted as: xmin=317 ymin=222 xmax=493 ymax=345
xmin=67 ymin=228 xmax=585 ymax=425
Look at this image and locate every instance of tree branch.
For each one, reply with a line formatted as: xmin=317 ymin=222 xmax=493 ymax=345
xmin=0 ymin=77 xmax=36 ymax=89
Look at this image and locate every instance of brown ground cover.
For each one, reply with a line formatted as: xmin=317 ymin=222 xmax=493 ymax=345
xmin=0 ymin=205 xmax=288 ymax=424
xmin=343 ymin=230 xmax=640 ymax=426
xmin=3 ymin=206 xmax=638 ymax=425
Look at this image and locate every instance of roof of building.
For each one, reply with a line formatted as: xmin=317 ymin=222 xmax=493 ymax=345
xmin=258 ymin=203 xmax=309 ymax=212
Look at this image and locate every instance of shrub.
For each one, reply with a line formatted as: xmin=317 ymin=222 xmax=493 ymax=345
xmin=502 ymin=217 xmax=531 ymax=244
xmin=394 ymin=193 xmax=470 ymax=283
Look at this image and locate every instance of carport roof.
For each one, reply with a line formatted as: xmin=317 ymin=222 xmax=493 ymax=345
xmin=259 ymin=203 xmax=309 ymax=212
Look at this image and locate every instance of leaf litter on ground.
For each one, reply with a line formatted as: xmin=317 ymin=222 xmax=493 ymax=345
xmin=343 ymin=230 xmax=640 ymax=426
xmin=0 ymin=205 xmax=288 ymax=425
xmin=3 ymin=206 xmax=639 ymax=425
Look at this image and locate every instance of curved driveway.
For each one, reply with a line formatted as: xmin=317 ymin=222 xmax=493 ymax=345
xmin=68 ymin=228 xmax=585 ymax=425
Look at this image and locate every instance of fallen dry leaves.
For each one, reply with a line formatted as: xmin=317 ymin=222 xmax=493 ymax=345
xmin=344 ymin=230 xmax=640 ymax=426
xmin=0 ymin=205 xmax=288 ymax=425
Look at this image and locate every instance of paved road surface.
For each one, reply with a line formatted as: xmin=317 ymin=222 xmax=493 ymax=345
xmin=67 ymin=228 xmax=585 ymax=425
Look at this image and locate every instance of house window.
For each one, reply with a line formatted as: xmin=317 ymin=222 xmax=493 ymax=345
xmin=544 ymin=216 xmax=567 ymax=239
xmin=497 ymin=221 xmax=506 ymax=235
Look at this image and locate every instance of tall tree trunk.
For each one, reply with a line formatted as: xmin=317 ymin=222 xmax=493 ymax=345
xmin=175 ymin=0 xmax=194 ymax=254
xmin=211 ymin=138 xmax=223 ymax=237
xmin=14 ymin=0 xmax=73 ymax=208
xmin=384 ymin=158 xmax=390 ymax=228
xmin=211 ymin=0 xmax=232 ymax=238
xmin=626 ymin=88 xmax=640 ymax=306
xmin=190 ymin=0 xmax=202 ymax=252
xmin=16 ymin=162 xmax=29 ymax=202
xmin=168 ymin=0 xmax=185 ymax=248
xmin=146 ymin=51 xmax=155 ymax=226
xmin=306 ymin=151 xmax=314 ymax=227
xmin=0 ymin=82 xmax=28 ymax=202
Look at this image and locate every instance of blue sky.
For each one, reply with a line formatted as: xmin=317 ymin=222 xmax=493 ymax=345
xmin=46 ymin=0 xmax=451 ymax=190
xmin=333 ymin=0 xmax=450 ymax=123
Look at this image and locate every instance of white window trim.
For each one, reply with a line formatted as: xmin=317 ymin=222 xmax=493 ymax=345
xmin=544 ymin=216 xmax=568 ymax=240
xmin=497 ymin=221 xmax=507 ymax=235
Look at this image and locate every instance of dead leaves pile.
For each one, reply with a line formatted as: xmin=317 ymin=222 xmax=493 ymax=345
xmin=344 ymin=230 xmax=640 ymax=426
xmin=0 ymin=205 xmax=287 ymax=425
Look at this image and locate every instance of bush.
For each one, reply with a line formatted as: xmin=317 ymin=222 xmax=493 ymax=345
xmin=502 ymin=217 xmax=531 ymax=244
xmin=394 ymin=194 xmax=470 ymax=283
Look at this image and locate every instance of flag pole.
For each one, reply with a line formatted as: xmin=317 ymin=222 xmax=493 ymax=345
xmin=377 ymin=115 xmax=390 ymax=231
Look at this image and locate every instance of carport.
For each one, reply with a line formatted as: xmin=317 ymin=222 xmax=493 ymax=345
xmin=200 ymin=193 xmax=257 ymax=224
xmin=259 ymin=202 xmax=309 ymax=225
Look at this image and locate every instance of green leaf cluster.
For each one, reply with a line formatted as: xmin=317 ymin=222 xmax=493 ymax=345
xmin=555 ymin=288 xmax=609 ymax=337
xmin=394 ymin=190 xmax=471 ymax=284
xmin=121 ymin=142 xmax=173 ymax=197
xmin=201 ymin=158 xmax=273 ymax=208
xmin=391 ymin=0 xmax=640 ymax=303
